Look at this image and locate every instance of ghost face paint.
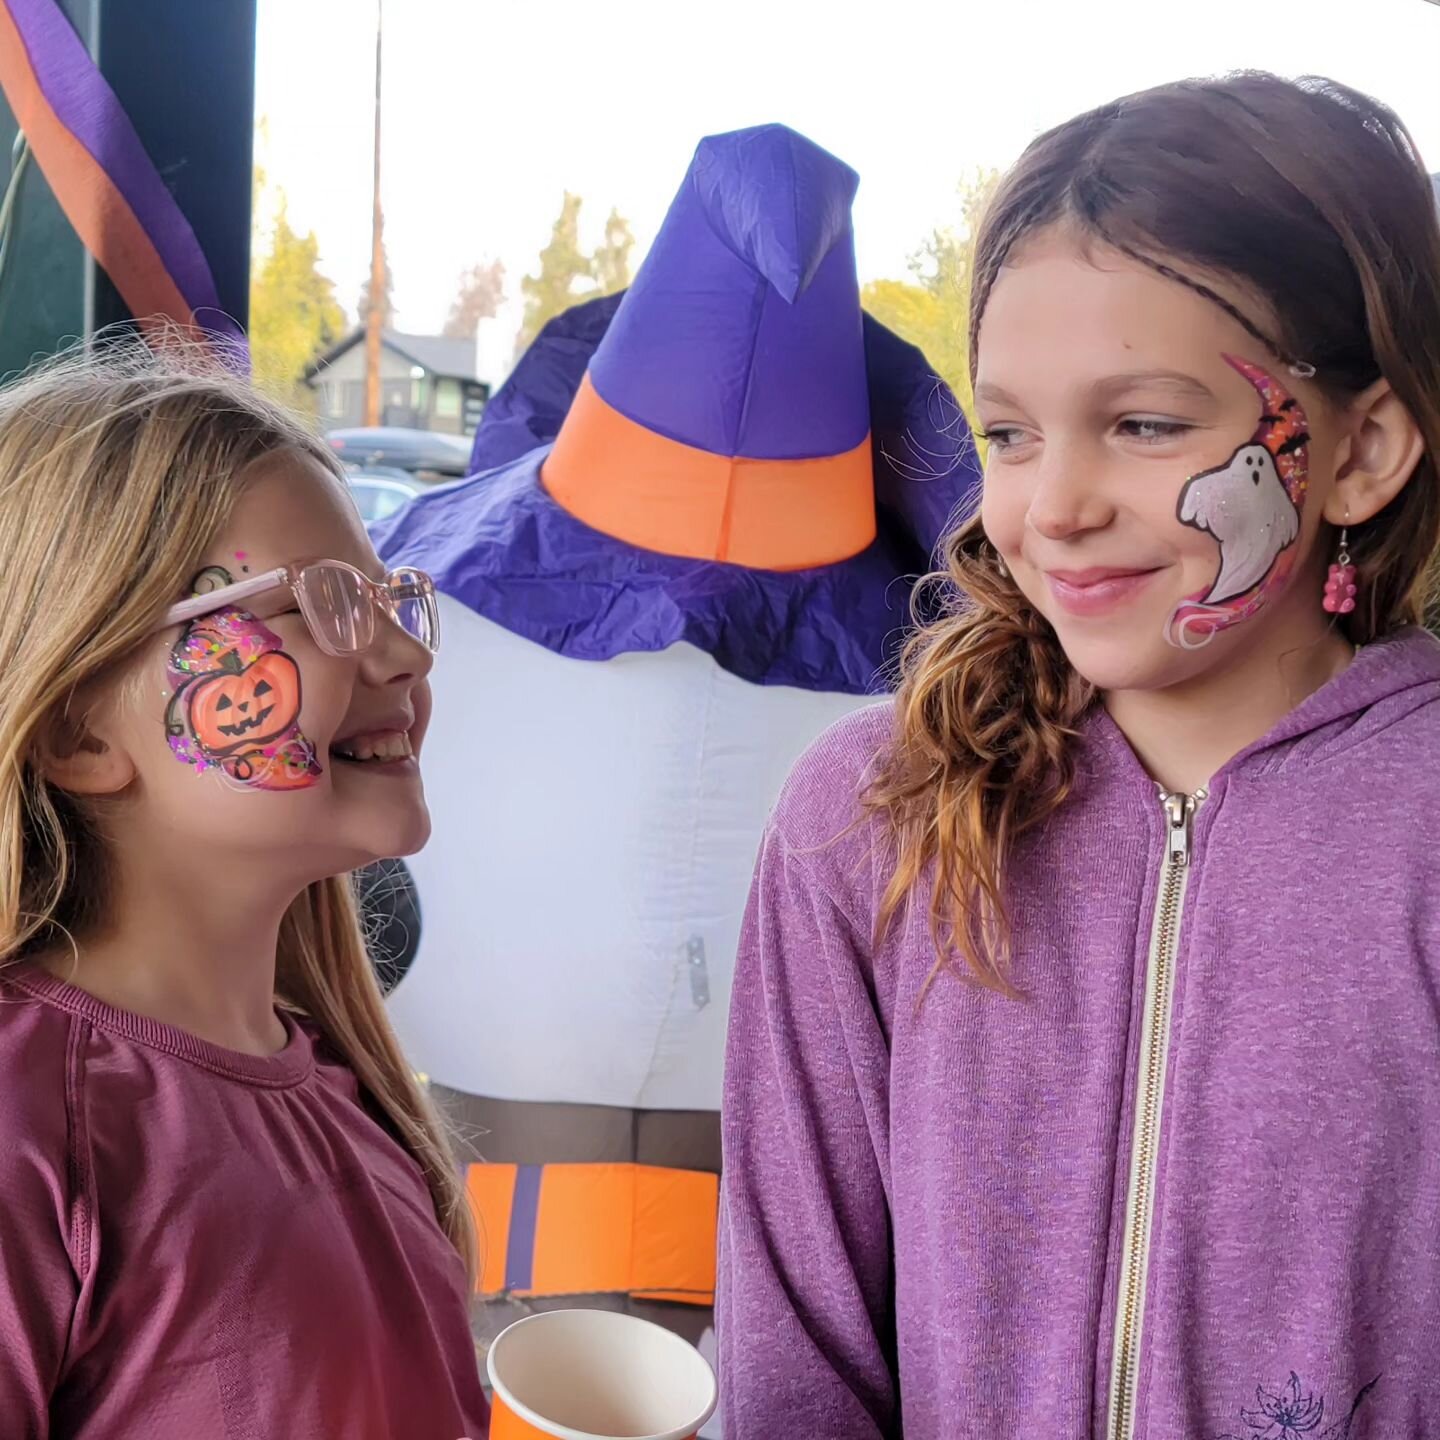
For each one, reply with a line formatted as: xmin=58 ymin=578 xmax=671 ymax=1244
xmin=1165 ymin=357 xmax=1310 ymax=649
xmin=165 ymin=571 xmax=322 ymax=792
xmin=977 ymin=229 xmax=1337 ymax=696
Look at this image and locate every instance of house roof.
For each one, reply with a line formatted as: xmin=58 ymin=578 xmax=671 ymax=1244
xmin=304 ymin=328 xmax=481 ymax=383
xmin=383 ymin=331 xmax=480 ymax=380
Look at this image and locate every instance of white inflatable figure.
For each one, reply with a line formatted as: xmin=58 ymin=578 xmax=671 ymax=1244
xmin=398 ymin=600 xmax=863 ymax=1110
xmin=372 ymin=124 xmax=981 ymax=1374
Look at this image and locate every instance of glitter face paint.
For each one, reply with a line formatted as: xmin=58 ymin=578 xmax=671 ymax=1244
xmin=1164 ymin=355 xmax=1311 ymax=650
xmin=164 ymin=566 xmax=322 ymax=791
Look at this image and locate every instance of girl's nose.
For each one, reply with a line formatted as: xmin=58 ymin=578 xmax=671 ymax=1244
xmin=1025 ymin=444 xmax=1116 ymax=541
xmin=360 ymin=614 xmax=435 ymax=688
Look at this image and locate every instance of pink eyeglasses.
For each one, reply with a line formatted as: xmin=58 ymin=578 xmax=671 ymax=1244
xmin=159 ymin=559 xmax=440 ymax=656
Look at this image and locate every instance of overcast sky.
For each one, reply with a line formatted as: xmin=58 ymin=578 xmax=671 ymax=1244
xmin=254 ymin=0 xmax=1440 ymax=384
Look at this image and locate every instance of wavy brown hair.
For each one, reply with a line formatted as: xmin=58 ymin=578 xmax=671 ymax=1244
xmin=866 ymin=73 xmax=1440 ymax=989
xmin=0 ymin=337 xmax=477 ymax=1281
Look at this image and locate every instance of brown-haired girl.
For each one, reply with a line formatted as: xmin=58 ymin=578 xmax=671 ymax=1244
xmin=719 ymin=72 xmax=1440 ymax=1439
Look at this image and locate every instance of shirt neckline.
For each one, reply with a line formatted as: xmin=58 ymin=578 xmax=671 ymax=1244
xmin=9 ymin=963 xmax=316 ymax=1089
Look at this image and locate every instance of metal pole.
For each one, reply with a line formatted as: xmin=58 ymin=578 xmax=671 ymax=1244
xmin=364 ymin=0 xmax=383 ymax=425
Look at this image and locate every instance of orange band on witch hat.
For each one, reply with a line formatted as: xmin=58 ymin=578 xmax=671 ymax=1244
xmin=541 ymin=375 xmax=876 ymax=572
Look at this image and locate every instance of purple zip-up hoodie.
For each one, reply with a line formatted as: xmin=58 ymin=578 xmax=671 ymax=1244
xmin=718 ymin=628 xmax=1440 ymax=1439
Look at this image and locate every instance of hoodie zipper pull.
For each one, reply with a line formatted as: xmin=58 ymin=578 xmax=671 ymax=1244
xmin=1160 ymin=788 xmax=1206 ymax=867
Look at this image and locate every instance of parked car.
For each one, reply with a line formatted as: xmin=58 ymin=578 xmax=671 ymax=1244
xmin=325 ymin=426 xmax=472 ymax=480
xmin=343 ymin=464 xmax=423 ymax=523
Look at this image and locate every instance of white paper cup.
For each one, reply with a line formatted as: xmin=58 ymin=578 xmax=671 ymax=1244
xmin=487 ymin=1309 xmax=718 ymax=1440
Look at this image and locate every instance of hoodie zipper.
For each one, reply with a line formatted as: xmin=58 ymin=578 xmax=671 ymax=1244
xmin=1105 ymin=786 xmax=1205 ymax=1440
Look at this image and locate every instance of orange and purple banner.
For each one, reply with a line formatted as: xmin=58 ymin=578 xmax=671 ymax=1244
xmin=467 ymin=1161 xmax=719 ymax=1305
xmin=0 ymin=0 xmax=244 ymax=360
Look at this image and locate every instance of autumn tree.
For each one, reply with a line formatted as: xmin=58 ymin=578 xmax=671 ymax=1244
xmin=357 ymin=236 xmax=395 ymax=330
xmin=860 ymin=168 xmax=1000 ymax=427
xmin=591 ymin=208 xmax=635 ymax=297
xmin=514 ymin=193 xmax=591 ymax=358
xmin=514 ymin=194 xmax=637 ymax=358
xmin=248 ymin=173 xmax=346 ymax=411
xmin=443 ymin=259 xmax=506 ymax=340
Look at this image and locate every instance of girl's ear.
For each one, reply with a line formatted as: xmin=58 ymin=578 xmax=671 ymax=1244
xmin=1324 ymin=378 xmax=1426 ymax=526
xmin=34 ymin=697 xmax=137 ymax=797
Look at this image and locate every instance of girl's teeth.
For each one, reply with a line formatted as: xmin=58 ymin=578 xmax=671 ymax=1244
xmin=342 ymin=732 xmax=412 ymax=762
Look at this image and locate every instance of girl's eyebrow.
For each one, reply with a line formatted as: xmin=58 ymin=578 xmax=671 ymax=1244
xmin=1088 ymin=370 xmax=1219 ymax=403
xmin=974 ymin=371 xmax=1220 ymax=411
xmin=973 ymin=380 xmax=1021 ymax=408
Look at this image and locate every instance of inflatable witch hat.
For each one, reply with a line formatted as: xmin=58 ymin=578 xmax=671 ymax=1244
xmin=374 ymin=123 xmax=982 ymax=694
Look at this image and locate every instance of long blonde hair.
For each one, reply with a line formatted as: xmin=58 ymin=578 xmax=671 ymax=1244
xmin=0 ymin=338 xmax=476 ymax=1281
xmin=866 ymin=74 xmax=1440 ymax=990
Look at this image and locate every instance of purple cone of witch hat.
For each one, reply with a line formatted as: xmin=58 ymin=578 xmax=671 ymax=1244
xmin=584 ymin=123 xmax=869 ymax=461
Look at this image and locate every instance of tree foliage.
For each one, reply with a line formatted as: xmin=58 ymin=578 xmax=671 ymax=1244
xmin=443 ymin=258 xmax=505 ymax=340
xmin=248 ymin=169 xmax=346 ymax=411
xmin=591 ymin=208 xmax=635 ymax=298
xmin=860 ymin=169 xmax=1001 ymax=428
xmin=514 ymin=193 xmax=636 ymax=357
xmin=357 ymin=235 xmax=395 ymax=330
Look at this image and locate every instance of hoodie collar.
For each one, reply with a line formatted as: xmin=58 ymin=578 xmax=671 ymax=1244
xmin=1225 ymin=627 xmax=1440 ymax=777
xmin=1086 ymin=628 xmax=1440 ymax=793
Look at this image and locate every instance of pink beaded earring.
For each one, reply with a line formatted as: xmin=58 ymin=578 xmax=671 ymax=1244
xmin=1323 ymin=522 xmax=1357 ymax=615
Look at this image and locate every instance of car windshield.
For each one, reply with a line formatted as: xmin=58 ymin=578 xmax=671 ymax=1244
xmin=350 ymin=480 xmax=412 ymax=523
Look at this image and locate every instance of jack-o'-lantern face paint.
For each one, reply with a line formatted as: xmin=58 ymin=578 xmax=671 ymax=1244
xmin=165 ymin=566 xmax=322 ymax=791
xmin=1165 ymin=355 xmax=1310 ymax=649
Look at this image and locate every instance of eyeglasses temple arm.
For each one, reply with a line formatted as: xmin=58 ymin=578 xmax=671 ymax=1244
xmin=160 ymin=567 xmax=291 ymax=629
